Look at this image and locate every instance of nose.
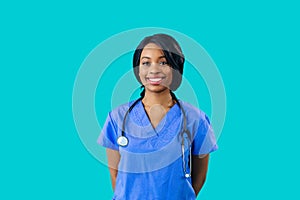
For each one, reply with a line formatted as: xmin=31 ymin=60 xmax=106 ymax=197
xmin=149 ymin=62 xmax=161 ymax=74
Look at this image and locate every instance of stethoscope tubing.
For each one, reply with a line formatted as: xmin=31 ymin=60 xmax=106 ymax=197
xmin=117 ymin=97 xmax=192 ymax=178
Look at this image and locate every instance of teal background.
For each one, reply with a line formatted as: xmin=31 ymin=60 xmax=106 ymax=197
xmin=1 ymin=0 xmax=299 ymax=199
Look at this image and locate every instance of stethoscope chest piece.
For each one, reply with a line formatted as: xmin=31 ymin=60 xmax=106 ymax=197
xmin=117 ymin=136 xmax=129 ymax=147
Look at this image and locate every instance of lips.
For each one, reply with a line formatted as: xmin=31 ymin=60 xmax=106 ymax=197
xmin=149 ymin=78 xmax=162 ymax=82
xmin=146 ymin=77 xmax=165 ymax=85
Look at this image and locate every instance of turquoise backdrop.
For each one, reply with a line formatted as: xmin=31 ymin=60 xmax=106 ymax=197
xmin=1 ymin=0 xmax=299 ymax=199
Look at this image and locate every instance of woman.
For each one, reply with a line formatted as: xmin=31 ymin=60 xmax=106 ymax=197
xmin=98 ymin=34 xmax=218 ymax=200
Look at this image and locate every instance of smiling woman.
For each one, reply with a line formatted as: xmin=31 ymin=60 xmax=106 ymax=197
xmin=97 ymin=33 xmax=218 ymax=200
xmin=139 ymin=43 xmax=173 ymax=95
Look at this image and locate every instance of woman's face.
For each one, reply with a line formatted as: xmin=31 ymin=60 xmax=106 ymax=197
xmin=139 ymin=43 xmax=173 ymax=94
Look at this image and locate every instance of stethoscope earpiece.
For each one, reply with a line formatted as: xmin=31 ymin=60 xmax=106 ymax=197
xmin=185 ymin=173 xmax=191 ymax=178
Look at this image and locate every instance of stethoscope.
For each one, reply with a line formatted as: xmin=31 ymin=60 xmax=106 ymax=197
xmin=116 ymin=97 xmax=193 ymax=178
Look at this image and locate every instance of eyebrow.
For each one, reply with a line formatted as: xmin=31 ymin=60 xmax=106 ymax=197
xmin=141 ymin=56 xmax=166 ymax=59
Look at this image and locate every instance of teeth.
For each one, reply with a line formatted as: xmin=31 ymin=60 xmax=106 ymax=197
xmin=149 ymin=78 xmax=162 ymax=82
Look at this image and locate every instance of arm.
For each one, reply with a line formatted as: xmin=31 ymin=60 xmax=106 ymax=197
xmin=106 ymin=149 xmax=120 ymax=191
xmin=191 ymin=154 xmax=210 ymax=196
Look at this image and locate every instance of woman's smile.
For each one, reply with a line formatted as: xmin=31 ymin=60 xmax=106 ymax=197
xmin=146 ymin=76 xmax=166 ymax=85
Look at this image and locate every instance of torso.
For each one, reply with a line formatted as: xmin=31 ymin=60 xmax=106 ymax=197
xmin=102 ymin=99 xmax=216 ymax=200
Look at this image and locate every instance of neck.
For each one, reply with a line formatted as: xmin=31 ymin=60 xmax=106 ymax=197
xmin=142 ymin=89 xmax=173 ymax=106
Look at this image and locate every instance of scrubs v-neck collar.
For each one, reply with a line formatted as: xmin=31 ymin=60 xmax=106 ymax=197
xmin=132 ymin=99 xmax=181 ymax=135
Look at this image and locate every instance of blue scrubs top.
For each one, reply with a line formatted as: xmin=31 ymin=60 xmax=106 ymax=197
xmin=98 ymin=99 xmax=218 ymax=200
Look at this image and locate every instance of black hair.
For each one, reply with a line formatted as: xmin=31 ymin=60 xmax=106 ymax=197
xmin=133 ymin=34 xmax=185 ymax=92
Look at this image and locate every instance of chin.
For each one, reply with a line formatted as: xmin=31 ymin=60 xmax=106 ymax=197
xmin=144 ymin=85 xmax=170 ymax=93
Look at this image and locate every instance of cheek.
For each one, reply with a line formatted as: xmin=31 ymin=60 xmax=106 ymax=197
xmin=166 ymin=68 xmax=173 ymax=84
xmin=138 ymin=67 xmax=146 ymax=80
xmin=164 ymin=68 xmax=172 ymax=77
xmin=139 ymin=66 xmax=145 ymax=74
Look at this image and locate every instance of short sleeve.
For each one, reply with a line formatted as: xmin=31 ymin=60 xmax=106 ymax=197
xmin=97 ymin=112 xmax=119 ymax=150
xmin=192 ymin=114 xmax=218 ymax=155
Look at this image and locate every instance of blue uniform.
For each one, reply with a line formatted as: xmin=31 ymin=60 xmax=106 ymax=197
xmin=98 ymin=99 xmax=218 ymax=200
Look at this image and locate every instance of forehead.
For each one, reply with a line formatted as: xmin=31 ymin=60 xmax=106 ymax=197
xmin=141 ymin=43 xmax=165 ymax=57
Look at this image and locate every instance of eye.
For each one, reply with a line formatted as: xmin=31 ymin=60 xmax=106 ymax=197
xmin=159 ymin=61 xmax=168 ymax=66
xmin=141 ymin=61 xmax=151 ymax=66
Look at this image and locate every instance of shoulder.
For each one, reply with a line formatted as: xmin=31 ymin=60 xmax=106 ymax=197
xmin=178 ymin=100 xmax=211 ymax=125
xmin=109 ymin=99 xmax=140 ymax=121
